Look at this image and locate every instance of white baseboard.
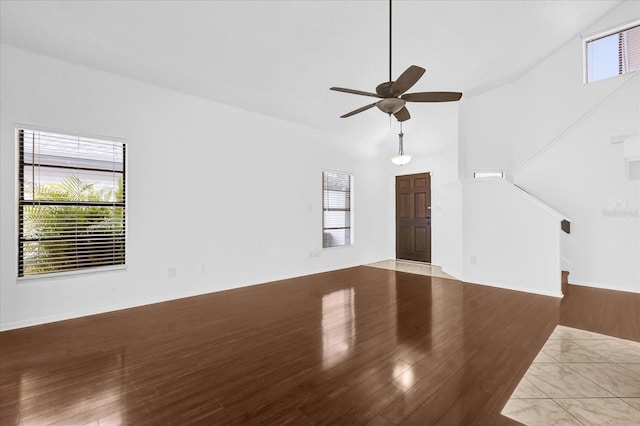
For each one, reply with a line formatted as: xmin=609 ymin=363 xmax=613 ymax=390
xmin=462 ymin=278 xmax=564 ymax=299
xmin=568 ymin=280 xmax=640 ymax=294
xmin=0 ymin=263 xmax=365 ymax=331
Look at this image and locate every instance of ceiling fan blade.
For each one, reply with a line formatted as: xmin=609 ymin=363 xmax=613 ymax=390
xmin=402 ymin=92 xmax=463 ymax=102
xmin=330 ymin=87 xmax=382 ymax=98
xmin=389 ymin=65 xmax=426 ymax=96
xmin=340 ymin=102 xmax=378 ymax=118
xmin=394 ymin=106 xmax=410 ymax=122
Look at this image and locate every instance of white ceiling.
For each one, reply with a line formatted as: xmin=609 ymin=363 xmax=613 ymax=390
xmin=0 ymin=0 xmax=623 ymax=139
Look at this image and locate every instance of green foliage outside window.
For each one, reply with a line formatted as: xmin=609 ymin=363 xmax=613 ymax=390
xmin=21 ymin=176 xmax=125 ymax=276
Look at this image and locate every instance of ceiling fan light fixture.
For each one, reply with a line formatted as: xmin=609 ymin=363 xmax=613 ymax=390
xmin=391 ymin=153 xmax=412 ymax=166
xmin=391 ymin=123 xmax=412 ymax=166
xmin=376 ymin=98 xmax=406 ymax=114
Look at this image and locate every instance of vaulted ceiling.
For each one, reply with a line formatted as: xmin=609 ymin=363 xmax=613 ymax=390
xmin=0 ymin=0 xmax=622 ymax=140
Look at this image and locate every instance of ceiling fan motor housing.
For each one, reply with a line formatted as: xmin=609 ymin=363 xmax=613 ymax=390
xmin=376 ymin=81 xmax=395 ymax=97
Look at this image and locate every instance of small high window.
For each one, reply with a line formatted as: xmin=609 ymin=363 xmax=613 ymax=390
xmin=585 ymin=22 xmax=640 ymax=83
xmin=18 ymin=127 xmax=126 ymax=277
xmin=474 ymin=171 xmax=504 ymax=179
xmin=322 ymin=171 xmax=352 ymax=248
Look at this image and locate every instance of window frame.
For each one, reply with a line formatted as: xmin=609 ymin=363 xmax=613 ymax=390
xmin=322 ymin=170 xmax=354 ymax=249
xmin=16 ymin=125 xmax=128 ymax=280
xmin=583 ymin=20 xmax=640 ymax=84
xmin=473 ymin=171 xmax=504 ymax=179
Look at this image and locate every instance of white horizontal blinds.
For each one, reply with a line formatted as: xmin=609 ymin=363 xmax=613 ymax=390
xmin=621 ymin=25 xmax=640 ymax=74
xmin=18 ymin=128 xmax=126 ymax=277
xmin=586 ymin=24 xmax=640 ymax=83
xmin=323 ymin=171 xmax=352 ymax=248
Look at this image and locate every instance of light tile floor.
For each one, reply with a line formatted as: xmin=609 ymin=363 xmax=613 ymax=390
xmin=365 ymin=259 xmax=456 ymax=280
xmin=502 ymin=325 xmax=640 ymax=425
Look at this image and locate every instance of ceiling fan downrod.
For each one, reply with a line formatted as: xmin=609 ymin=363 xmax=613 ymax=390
xmin=329 ymin=0 xmax=463 ymax=122
xmin=389 ymin=0 xmax=392 ymax=83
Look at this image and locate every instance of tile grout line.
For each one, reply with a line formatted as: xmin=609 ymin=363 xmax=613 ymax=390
xmin=550 ymin=335 xmax=631 ymax=423
xmin=550 ymin=398 xmax=587 ymax=426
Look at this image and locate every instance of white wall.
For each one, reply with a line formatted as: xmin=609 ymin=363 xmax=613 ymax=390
xmin=511 ymin=1 xmax=640 ymax=170
xmin=0 ymin=45 xmax=391 ymax=330
xmin=370 ymin=103 xmax=461 ymax=269
xmin=516 ymin=76 xmax=639 ymax=293
xmin=458 ymin=1 xmax=640 ymax=293
xmin=437 ymin=181 xmax=464 ymax=279
xmin=460 ymin=2 xmax=639 ymax=178
xmin=461 ymin=178 xmax=564 ymax=297
xmin=458 ymin=84 xmax=516 ymax=180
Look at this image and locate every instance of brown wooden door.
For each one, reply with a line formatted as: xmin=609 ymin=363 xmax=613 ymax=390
xmin=396 ymin=173 xmax=431 ymax=262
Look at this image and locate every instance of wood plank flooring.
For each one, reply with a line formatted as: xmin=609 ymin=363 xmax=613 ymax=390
xmin=1 ymin=266 xmax=638 ymax=425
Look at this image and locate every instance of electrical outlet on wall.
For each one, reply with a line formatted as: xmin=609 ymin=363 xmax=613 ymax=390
xmin=168 ymin=266 xmax=176 ymax=278
xmin=197 ymin=263 xmax=205 ymax=273
xmin=470 ymin=256 xmax=477 ymax=265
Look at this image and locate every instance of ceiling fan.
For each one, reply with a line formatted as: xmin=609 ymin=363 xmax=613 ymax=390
xmin=330 ymin=0 xmax=462 ymax=122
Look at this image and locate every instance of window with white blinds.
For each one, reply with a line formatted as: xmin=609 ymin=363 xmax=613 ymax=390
xmin=585 ymin=23 xmax=640 ymax=83
xmin=322 ymin=171 xmax=352 ymax=248
xmin=18 ymin=128 xmax=126 ymax=277
xmin=473 ymin=171 xmax=504 ymax=179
